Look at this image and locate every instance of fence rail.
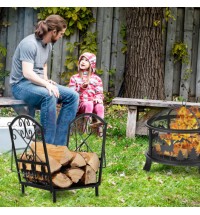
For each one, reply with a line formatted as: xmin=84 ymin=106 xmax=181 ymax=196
xmin=1 ymin=7 xmax=200 ymax=102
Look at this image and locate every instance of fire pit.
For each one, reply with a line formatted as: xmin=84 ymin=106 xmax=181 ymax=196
xmin=143 ymin=105 xmax=200 ymax=172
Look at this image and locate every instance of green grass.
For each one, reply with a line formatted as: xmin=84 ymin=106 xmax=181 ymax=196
xmin=0 ymin=105 xmax=200 ymax=207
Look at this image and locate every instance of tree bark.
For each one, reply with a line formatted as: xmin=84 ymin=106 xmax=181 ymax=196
xmin=124 ymin=7 xmax=165 ymax=100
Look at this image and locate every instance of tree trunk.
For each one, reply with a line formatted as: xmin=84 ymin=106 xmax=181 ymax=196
xmin=124 ymin=8 xmax=165 ymax=100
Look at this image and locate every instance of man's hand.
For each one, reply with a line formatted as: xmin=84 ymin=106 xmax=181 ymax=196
xmin=47 ymin=79 xmax=57 ymax=85
xmin=46 ymin=82 xmax=60 ymax=98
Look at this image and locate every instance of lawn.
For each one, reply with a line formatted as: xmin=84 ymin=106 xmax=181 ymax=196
xmin=0 ymin=105 xmax=200 ymax=207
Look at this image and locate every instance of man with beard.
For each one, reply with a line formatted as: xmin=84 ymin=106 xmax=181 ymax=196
xmin=9 ymin=15 xmax=79 ymax=146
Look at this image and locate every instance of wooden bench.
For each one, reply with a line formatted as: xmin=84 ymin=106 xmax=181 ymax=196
xmin=112 ymin=97 xmax=200 ymax=138
xmin=0 ymin=97 xmax=30 ymax=115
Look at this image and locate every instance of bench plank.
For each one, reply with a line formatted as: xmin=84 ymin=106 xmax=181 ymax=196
xmin=0 ymin=97 xmax=29 ymax=115
xmin=0 ymin=97 xmax=27 ymax=107
xmin=112 ymin=97 xmax=200 ymax=108
xmin=112 ymin=97 xmax=200 ymax=138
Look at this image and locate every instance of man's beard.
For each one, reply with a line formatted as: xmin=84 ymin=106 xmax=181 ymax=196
xmin=51 ymin=35 xmax=58 ymax=44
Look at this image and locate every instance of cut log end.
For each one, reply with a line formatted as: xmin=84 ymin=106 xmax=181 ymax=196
xmin=81 ymin=165 xmax=97 ymax=185
xmin=52 ymin=173 xmax=73 ymax=188
xmin=79 ymin=152 xmax=100 ymax=172
xmin=65 ymin=167 xmax=84 ymax=183
xmin=70 ymin=152 xmax=87 ymax=167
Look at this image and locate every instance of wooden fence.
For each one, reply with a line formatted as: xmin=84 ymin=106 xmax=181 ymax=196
xmin=164 ymin=7 xmax=200 ymax=102
xmin=1 ymin=7 xmax=200 ymax=102
xmin=0 ymin=7 xmax=126 ymax=97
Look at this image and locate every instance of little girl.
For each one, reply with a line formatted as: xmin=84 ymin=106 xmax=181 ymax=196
xmin=69 ymin=52 xmax=104 ymax=119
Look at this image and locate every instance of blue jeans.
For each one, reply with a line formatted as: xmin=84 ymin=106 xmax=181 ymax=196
xmin=12 ymin=79 xmax=79 ymax=145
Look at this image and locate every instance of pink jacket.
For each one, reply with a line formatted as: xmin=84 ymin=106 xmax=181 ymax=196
xmin=69 ymin=73 xmax=104 ymax=102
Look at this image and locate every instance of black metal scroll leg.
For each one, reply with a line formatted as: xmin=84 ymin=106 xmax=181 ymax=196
xmin=21 ymin=184 xmax=25 ymax=194
xmin=103 ymin=150 xmax=106 ymax=168
xmin=53 ymin=191 xmax=56 ymax=203
xmin=95 ymin=186 xmax=99 ymax=196
xmin=11 ymin=145 xmax=14 ymax=171
xmin=143 ymin=156 xmax=152 ymax=171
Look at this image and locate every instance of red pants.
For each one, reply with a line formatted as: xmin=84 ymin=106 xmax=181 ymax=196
xmin=77 ymin=101 xmax=104 ymax=119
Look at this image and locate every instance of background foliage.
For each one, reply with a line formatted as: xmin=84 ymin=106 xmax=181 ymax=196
xmin=35 ymin=7 xmax=95 ymax=37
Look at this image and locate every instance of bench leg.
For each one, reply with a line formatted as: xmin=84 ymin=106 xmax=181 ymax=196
xmin=12 ymin=106 xmax=29 ymax=115
xmin=126 ymin=106 xmax=137 ymax=138
xmin=12 ymin=105 xmax=36 ymax=117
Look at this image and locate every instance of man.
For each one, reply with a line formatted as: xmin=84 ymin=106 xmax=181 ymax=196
xmin=9 ymin=15 xmax=79 ymax=145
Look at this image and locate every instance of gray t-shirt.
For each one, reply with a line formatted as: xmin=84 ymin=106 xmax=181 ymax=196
xmin=10 ymin=34 xmax=52 ymax=85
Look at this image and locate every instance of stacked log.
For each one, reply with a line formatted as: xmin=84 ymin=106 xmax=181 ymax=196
xmin=19 ymin=142 xmax=100 ymax=188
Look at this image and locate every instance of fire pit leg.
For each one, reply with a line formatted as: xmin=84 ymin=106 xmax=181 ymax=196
xmin=143 ymin=156 xmax=152 ymax=171
xmin=95 ymin=186 xmax=99 ymax=196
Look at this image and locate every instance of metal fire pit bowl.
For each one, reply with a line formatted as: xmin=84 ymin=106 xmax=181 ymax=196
xmin=143 ymin=105 xmax=200 ymax=172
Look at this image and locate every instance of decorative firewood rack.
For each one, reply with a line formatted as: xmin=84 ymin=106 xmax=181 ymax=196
xmin=8 ymin=113 xmax=107 ymax=203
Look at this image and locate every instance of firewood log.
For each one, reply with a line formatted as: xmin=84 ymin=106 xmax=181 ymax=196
xmin=52 ymin=173 xmax=73 ymax=188
xmin=70 ymin=152 xmax=86 ymax=167
xmin=20 ymin=152 xmax=62 ymax=174
xmin=30 ymin=142 xmax=73 ymax=166
xmin=18 ymin=162 xmax=24 ymax=170
xmin=65 ymin=167 xmax=84 ymax=183
xmin=79 ymin=152 xmax=100 ymax=172
xmin=22 ymin=163 xmax=42 ymax=172
xmin=24 ymin=171 xmax=49 ymax=183
xmin=42 ymin=154 xmax=62 ymax=173
xmin=81 ymin=165 xmax=97 ymax=185
xmin=46 ymin=144 xmax=73 ymax=166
